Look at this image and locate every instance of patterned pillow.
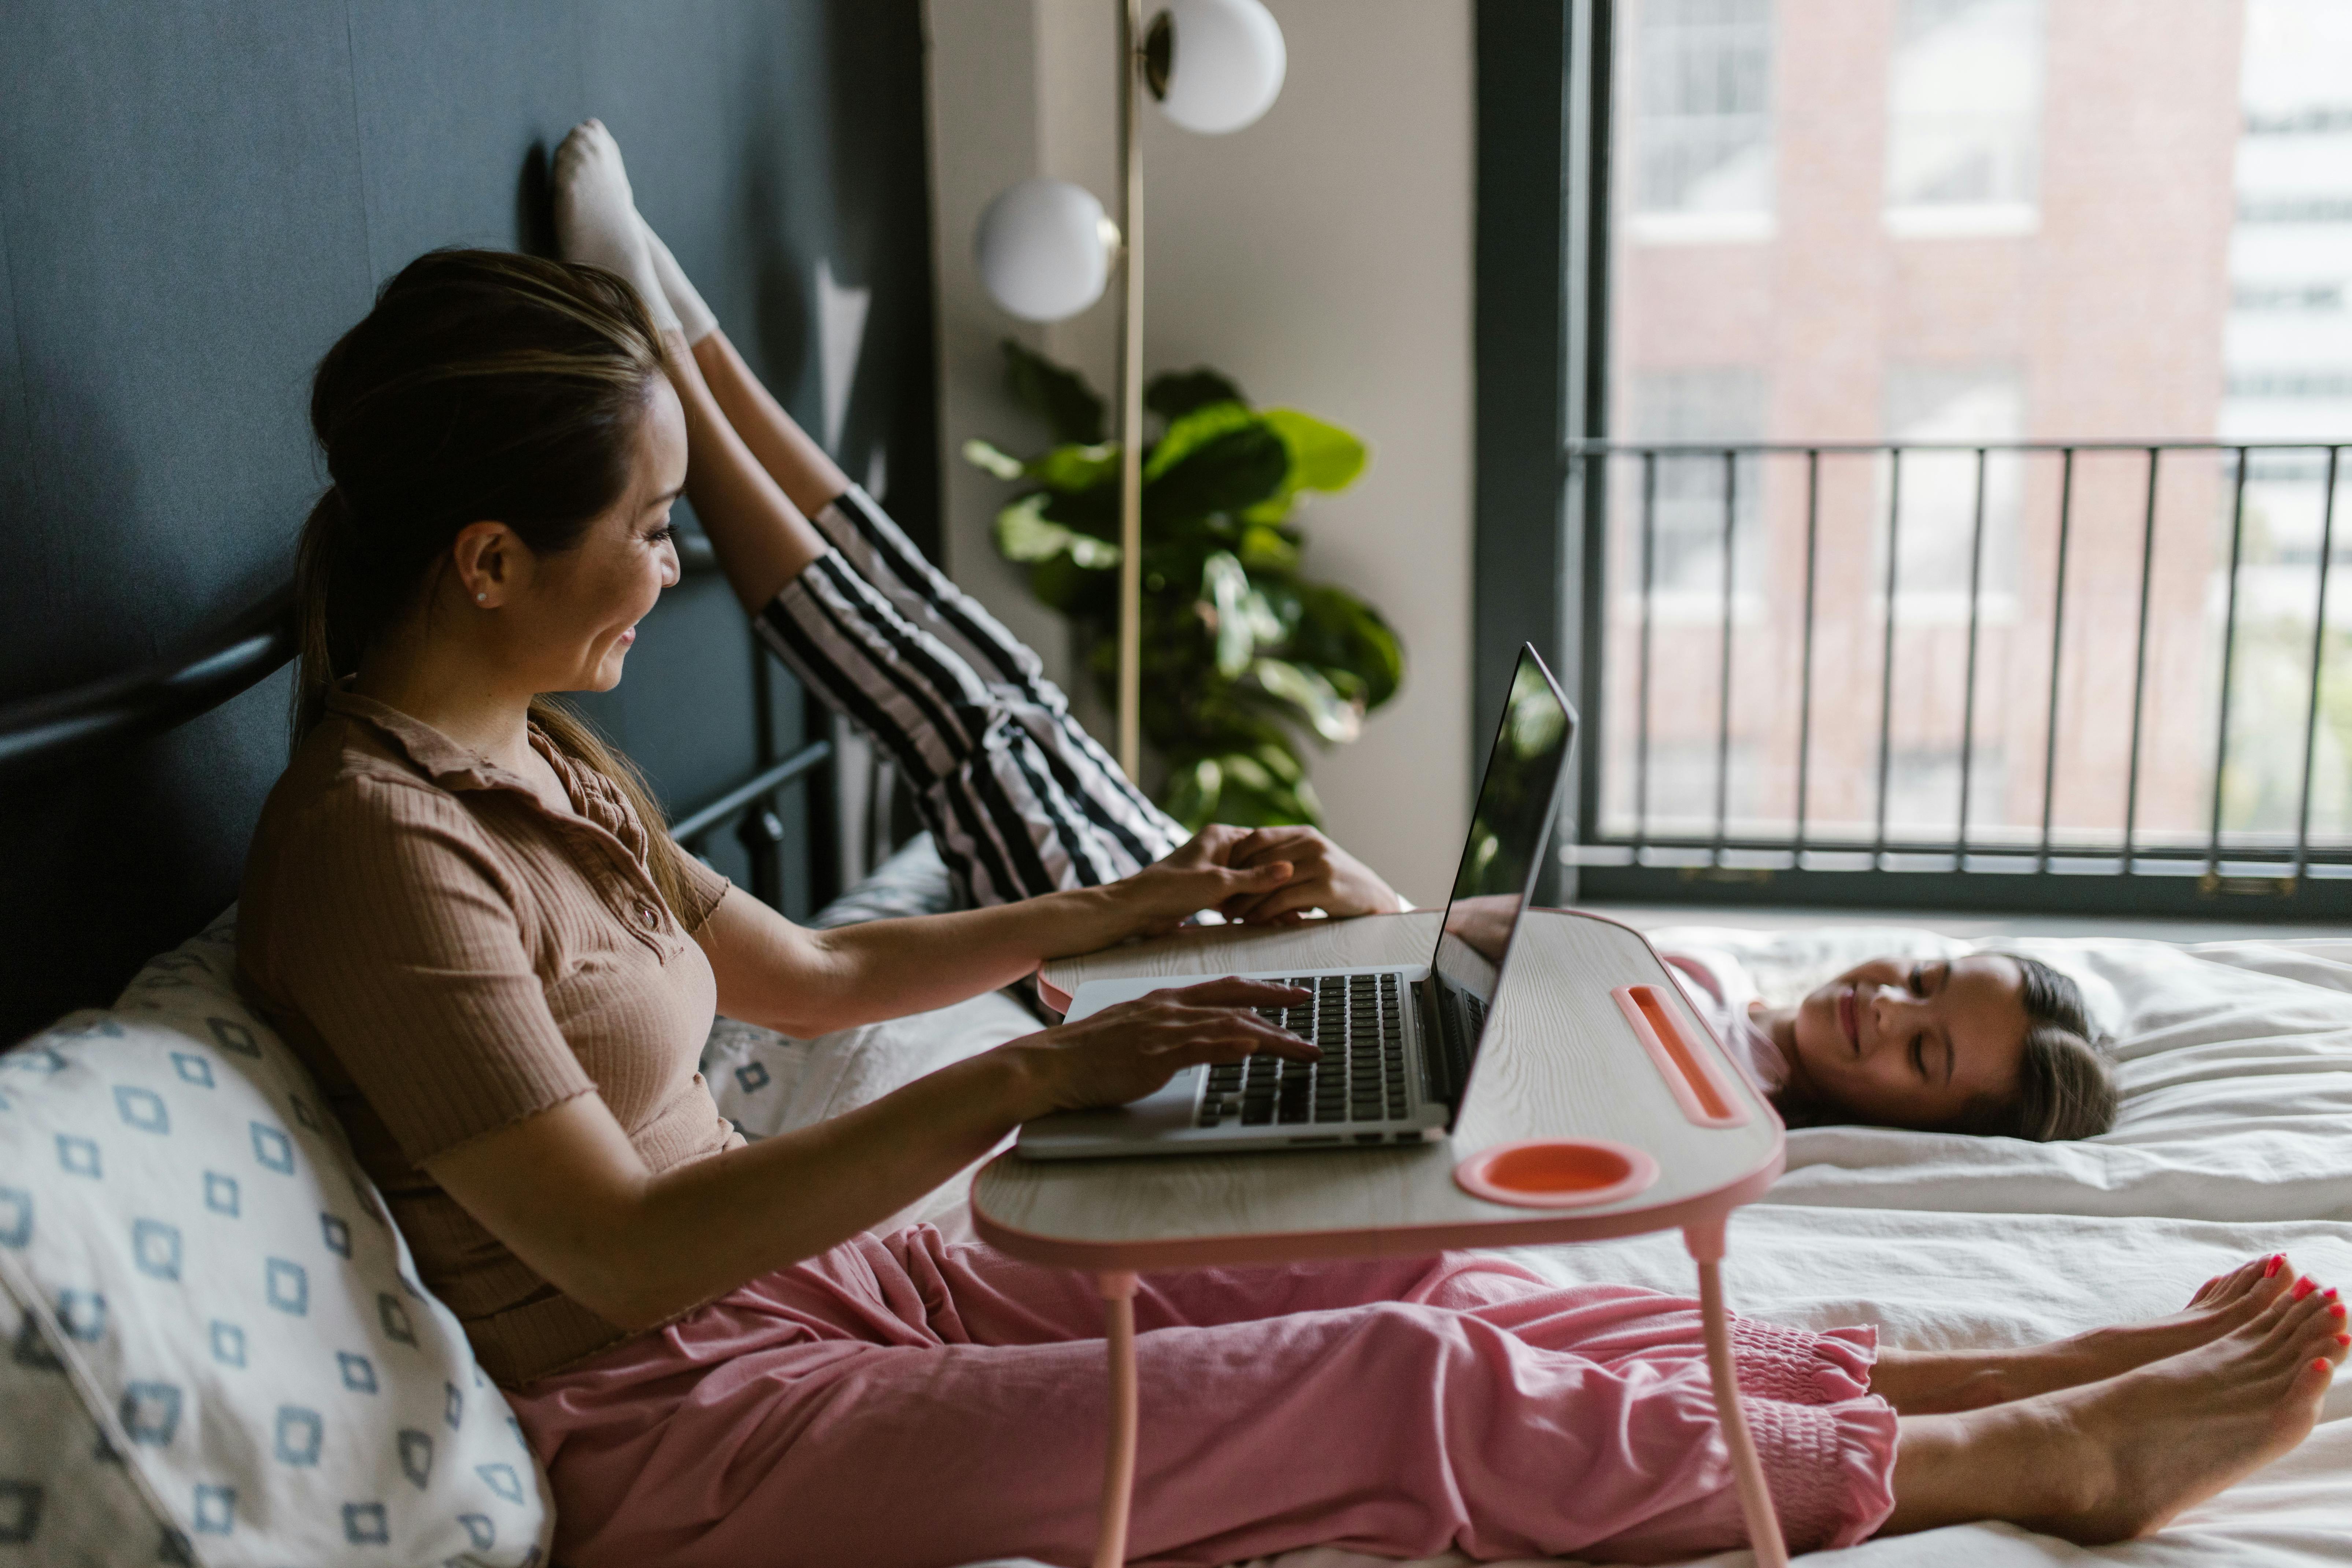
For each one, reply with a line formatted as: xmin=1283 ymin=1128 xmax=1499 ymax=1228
xmin=807 ymin=831 xmax=958 ymax=928
xmin=0 ymin=911 xmax=550 ymax=1567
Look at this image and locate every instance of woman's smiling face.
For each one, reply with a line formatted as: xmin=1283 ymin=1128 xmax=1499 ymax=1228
xmin=480 ymin=377 xmax=688 ymax=695
xmin=1785 ymin=954 xmax=2031 ymax=1128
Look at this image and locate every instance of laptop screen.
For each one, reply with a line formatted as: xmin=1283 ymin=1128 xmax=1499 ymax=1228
xmin=1424 ymin=646 xmax=1576 ymax=1103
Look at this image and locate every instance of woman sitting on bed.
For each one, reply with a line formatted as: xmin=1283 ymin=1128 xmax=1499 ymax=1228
xmin=236 ymin=122 xmax=2342 ymax=1568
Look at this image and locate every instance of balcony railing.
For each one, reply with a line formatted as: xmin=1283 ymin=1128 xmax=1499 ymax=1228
xmin=1565 ymin=439 xmax=2351 ymax=918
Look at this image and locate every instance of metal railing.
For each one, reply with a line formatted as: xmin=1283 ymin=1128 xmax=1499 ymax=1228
xmin=1566 ymin=438 xmax=2351 ymax=918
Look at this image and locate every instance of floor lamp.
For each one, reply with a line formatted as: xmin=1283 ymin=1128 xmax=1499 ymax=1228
xmin=973 ymin=0 xmax=1288 ymax=780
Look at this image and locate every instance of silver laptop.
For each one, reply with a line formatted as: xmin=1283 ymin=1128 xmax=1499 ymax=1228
xmin=1017 ymin=644 xmax=1576 ymax=1161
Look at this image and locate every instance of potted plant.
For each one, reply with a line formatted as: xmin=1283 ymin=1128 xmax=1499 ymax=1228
xmin=965 ymin=341 xmax=1404 ymax=828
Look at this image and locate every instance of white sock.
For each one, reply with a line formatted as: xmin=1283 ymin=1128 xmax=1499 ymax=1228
xmin=551 ymin=120 xmax=680 ymax=335
xmin=640 ymin=220 xmax=719 ymax=345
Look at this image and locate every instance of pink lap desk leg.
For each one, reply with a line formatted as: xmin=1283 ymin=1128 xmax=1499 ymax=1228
xmin=1685 ymin=1217 xmax=1791 ymax=1568
xmin=1095 ymin=1270 xmax=1141 ymax=1568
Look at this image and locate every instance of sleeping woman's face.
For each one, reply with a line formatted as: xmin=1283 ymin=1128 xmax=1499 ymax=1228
xmin=1783 ymin=954 xmax=2031 ymax=1129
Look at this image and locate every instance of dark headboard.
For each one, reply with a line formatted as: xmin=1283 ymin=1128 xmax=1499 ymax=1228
xmin=0 ymin=1 xmax=938 ymax=1043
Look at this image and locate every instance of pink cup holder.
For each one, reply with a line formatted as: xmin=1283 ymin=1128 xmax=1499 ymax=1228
xmin=1453 ymin=1138 xmax=1661 ymax=1209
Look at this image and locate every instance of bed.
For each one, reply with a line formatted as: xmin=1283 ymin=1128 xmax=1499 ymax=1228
xmin=709 ymin=907 xmax=2352 ymax=1567
xmin=10 ymin=611 xmax=2349 ymax=1564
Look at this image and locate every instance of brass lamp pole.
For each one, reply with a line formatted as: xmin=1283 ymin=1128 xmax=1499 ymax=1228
xmin=1115 ymin=0 xmax=1148 ymax=778
xmin=972 ymin=0 xmax=1285 ymax=785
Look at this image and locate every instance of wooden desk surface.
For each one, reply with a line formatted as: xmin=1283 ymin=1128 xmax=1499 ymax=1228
xmin=972 ymin=910 xmax=1785 ymax=1270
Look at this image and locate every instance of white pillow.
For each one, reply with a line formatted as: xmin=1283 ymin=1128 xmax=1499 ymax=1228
xmin=0 ymin=912 xmax=550 ymax=1567
xmin=703 ymin=990 xmax=1040 ymax=1242
xmin=807 ymin=831 xmax=958 ymax=929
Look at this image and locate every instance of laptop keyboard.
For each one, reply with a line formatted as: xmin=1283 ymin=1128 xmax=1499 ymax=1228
xmin=1197 ymin=973 xmax=1408 ymax=1129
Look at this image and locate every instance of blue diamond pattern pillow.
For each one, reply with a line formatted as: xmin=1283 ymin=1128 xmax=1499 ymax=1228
xmin=0 ymin=912 xmax=550 ymax=1567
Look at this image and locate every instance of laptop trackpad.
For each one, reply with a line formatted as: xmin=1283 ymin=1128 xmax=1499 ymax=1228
xmin=1021 ymin=1066 xmax=1199 ymax=1142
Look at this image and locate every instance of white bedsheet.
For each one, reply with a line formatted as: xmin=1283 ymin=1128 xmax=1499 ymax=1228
xmin=752 ymin=929 xmax=2352 ymax=1567
xmin=1230 ymin=929 xmax=2352 ymax=1568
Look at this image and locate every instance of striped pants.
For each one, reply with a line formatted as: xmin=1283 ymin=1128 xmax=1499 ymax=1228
xmin=754 ymin=485 xmax=1188 ymax=906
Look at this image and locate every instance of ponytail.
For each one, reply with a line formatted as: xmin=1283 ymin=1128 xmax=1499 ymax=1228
xmin=291 ymin=486 xmax=357 ymax=743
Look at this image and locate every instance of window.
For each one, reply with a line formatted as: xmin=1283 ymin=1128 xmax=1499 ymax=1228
xmin=1883 ymin=0 xmax=2043 ymax=236
xmin=1884 ymin=747 xmax=2009 ymax=839
xmin=1626 ymin=0 xmax=1774 ymax=242
xmin=1482 ymin=0 xmax=2352 ymax=913
xmin=1632 ymin=742 xmax=1764 ymax=839
xmin=1626 ymin=369 xmax=1766 ymax=595
xmin=1880 ymin=364 xmax=2023 ymax=604
xmin=2224 ymin=0 xmax=2352 ymax=446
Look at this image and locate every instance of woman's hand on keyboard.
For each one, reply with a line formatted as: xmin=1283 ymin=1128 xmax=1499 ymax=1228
xmin=1004 ymin=977 xmax=1317 ymax=1113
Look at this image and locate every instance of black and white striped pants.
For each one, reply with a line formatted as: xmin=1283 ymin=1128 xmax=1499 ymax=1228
xmin=754 ymin=486 xmax=1188 ymax=907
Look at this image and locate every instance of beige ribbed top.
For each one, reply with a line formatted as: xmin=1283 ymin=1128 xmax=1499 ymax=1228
xmin=236 ymin=689 xmax=738 ymax=1386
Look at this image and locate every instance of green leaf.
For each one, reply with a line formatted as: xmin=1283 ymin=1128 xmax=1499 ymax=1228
xmin=1143 ymin=401 xmax=1256 ymax=481
xmin=1201 ymin=552 xmax=1255 ymax=679
xmin=1146 ymin=367 xmax=1247 ymax=422
xmin=1038 ymin=482 xmax=1119 ymax=539
xmin=1028 ymin=442 xmax=1121 ymax=492
xmin=1240 ymin=588 xmax=1286 ymax=648
xmin=1263 ymin=408 xmax=1368 ymax=493
xmin=1239 ymin=408 xmax=1370 ymax=524
xmin=994 ymin=492 xmax=1122 ymax=568
xmin=1236 ymin=522 xmax=1299 ymax=574
xmin=1163 ymin=756 xmax=1223 ymax=831
xmin=1203 ymin=747 xmax=1321 ymax=825
xmin=1028 ymin=551 xmax=1110 ymax=615
xmin=1145 ymin=424 xmax=1290 ymax=523
xmin=1252 ymin=657 xmax=1364 ymax=744
xmin=1250 ymin=740 xmax=1306 ymax=785
xmin=1290 ymin=585 xmax=1404 ymax=710
xmin=962 ymin=437 xmax=1027 ymax=481
xmin=1001 ymin=339 xmax=1106 ymax=445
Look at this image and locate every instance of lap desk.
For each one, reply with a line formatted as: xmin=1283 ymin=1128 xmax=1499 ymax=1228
xmin=972 ymin=907 xmax=1791 ymax=1568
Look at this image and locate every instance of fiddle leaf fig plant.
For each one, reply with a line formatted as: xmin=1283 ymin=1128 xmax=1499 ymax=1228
xmin=964 ymin=340 xmax=1404 ymax=829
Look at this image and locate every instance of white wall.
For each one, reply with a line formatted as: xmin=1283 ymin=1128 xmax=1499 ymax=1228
xmin=923 ymin=0 xmax=1474 ymax=903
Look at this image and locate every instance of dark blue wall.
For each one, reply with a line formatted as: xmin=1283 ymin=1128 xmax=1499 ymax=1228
xmin=0 ymin=1 xmax=937 ymax=1041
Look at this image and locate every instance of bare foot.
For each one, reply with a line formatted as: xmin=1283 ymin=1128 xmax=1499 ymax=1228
xmin=2057 ymin=1253 xmax=2304 ymax=1380
xmin=1874 ymin=1254 xmax=2304 ymax=1413
xmin=1889 ymin=1276 xmax=2351 ymax=1542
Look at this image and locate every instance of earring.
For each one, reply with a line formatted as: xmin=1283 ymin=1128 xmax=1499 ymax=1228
xmin=476 ymin=592 xmax=488 ymax=603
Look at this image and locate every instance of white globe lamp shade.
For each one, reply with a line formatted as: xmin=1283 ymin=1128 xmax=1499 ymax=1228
xmin=1151 ymin=0 xmax=1287 ymax=135
xmin=974 ymin=178 xmax=1117 ymax=322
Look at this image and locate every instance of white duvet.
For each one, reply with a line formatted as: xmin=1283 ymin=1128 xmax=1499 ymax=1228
xmin=709 ymin=930 xmax=2352 ymax=1567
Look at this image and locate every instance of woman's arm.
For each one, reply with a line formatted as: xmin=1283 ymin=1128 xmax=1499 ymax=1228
xmin=424 ymin=976 xmax=1313 ymax=1330
xmin=696 ymin=826 xmax=1297 ymax=1036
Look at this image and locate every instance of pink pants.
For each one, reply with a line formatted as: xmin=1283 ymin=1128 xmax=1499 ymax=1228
xmin=510 ymin=1226 xmax=1897 ymax=1567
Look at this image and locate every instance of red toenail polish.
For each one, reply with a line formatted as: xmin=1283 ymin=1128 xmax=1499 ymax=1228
xmin=2332 ymin=1305 xmax=2346 ymax=1320
xmin=2337 ymin=1335 xmax=2351 ymax=1347
xmin=2269 ymin=1254 xmax=2286 ymax=1276
xmin=2317 ymin=1358 xmax=2333 ymax=1373
xmin=2294 ymin=1278 xmax=2316 ymax=1299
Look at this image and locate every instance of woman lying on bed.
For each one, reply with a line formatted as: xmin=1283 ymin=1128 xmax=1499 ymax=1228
xmin=1443 ymin=897 xmax=2117 ymax=1140
xmin=235 ymin=123 xmax=2345 ymax=1568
